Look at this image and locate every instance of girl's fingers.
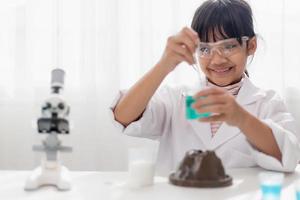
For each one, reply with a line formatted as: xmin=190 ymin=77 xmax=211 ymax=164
xmin=171 ymin=43 xmax=194 ymax=64
xmin=173 ymin=32 xmax=197 ymax=55
xmin=194 ymin=87 xmax=226 ymax=99
xmin=172 ymin=53 xmax=189 ymax=65
xmin=198 ymin=113 xmax=226 ymax=122
xmin=183 ymin=27 xmax=200 ymax=45
xmin=192 ymin=94 xmax=226 ymax=108
xmin=165 ymin=27 xmax=199 ymax=66
xmin=194 ymin=104 xmax=225 ymax=114
xmin=181 ymin=45 xmax=195 ymax=64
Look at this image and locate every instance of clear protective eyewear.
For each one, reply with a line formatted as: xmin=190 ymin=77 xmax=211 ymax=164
xmin=196 ymin=36 xmax=249 ymax=59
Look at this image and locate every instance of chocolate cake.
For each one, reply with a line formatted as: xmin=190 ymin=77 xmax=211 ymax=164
xmin=169 ymin=150 xmax=232 ymax=187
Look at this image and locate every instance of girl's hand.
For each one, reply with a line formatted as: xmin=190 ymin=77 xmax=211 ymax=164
xmin=192 ymin=87 xmax=247 ymax=127
xmin=157 ymin=27 xmax=199 ymax=73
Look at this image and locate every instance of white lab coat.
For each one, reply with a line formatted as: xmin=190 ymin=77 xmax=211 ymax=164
xmin=109 ymin=76 xmax=300 ymax=175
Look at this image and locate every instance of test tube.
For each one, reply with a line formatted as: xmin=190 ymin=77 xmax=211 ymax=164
xmin=192 ymin=48 xmax=203 ymax=88
xmin=185 ymin=47 xmax=211 ymax=120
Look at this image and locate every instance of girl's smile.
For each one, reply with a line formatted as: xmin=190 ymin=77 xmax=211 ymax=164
xmin=208 ymin=65 xmax=235 ymax=77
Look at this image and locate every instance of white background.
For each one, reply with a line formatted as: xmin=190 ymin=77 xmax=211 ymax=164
xmin=0 ymin=0 xmax=299 ymax=171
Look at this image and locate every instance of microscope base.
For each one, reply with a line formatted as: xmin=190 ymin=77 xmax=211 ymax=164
xmin=24 ymin=161 xmax=71 ymax=191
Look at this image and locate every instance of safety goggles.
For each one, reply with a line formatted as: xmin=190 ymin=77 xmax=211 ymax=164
xmin=196 ymin=36 xmax=249 ymax=59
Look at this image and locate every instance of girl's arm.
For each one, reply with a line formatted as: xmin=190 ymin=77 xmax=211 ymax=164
xmin=114 ymin=27 xmax=199 ymax=126
xmin=238 ymin=109 xmax=282 ymax=161
xmin=113 ymin=63 xmax=170 ymax=126
xmin=193 ymin=87 xmax=282 ymax=161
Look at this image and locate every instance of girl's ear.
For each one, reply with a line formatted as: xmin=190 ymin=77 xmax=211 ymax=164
xmin=247 ymin=37 xmax=257 ymax=55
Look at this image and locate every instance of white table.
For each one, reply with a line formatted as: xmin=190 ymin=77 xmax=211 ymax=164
xmin=1 ymin=166 xmax=300 ymax=200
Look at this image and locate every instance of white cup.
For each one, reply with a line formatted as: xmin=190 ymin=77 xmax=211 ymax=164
xmin=127 ymin=147 xmax=157 ymax=188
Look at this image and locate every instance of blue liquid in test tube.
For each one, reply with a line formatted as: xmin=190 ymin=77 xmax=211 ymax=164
xmin=185 ymin=96 xmax=211 ymax=120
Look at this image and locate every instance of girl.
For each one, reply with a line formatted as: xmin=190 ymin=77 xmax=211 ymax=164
xmin=111 ymin=0 xmax=300 ymax=175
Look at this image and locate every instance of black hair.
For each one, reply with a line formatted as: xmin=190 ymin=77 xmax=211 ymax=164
xmin=191 ymin=0 xmax=255 ymax=44
xmin=191 ymin=0 xmax=255 ymax=77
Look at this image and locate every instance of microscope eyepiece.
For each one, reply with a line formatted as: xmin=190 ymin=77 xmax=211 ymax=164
xmin=51 ymin=68 xmax=65 ymax=93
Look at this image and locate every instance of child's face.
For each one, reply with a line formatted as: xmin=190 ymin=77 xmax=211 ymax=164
xmin=198 ymin=34 xmax=256 ymax=86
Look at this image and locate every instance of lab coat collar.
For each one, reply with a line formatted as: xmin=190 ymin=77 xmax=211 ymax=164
xmin=236 ymin=75 xmax=267 ymax=106
xmin=186 ymin=75 xmax=267 ymax=150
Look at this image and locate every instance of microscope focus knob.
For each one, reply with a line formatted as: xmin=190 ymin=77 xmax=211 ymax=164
xmin=42 ymin=102 xmax=51 ymax=110
xmin=58 ymin=103 xmax=65 ymax=110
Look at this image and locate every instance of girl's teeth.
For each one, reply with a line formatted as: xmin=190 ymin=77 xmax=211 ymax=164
xmin=214 ymin=68 xmax=230 ymax=72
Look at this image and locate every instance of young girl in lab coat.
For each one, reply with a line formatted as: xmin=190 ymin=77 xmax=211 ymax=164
xmin=111 ymin=0 xmax=300 ymax=175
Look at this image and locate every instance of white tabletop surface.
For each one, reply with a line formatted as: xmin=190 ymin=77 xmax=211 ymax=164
xmin=1 ymin=166 xmax=300 ymax=200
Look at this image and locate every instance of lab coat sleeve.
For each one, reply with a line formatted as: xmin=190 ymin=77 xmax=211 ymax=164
xmin=249 ymin=91 xmax=300 ymax=172
xmin=109 ymin=87 xmax=174 ymax=140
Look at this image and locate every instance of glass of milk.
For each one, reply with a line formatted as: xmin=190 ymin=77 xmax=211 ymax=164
xmin=127 ymin=147 xmax=157 ymax=188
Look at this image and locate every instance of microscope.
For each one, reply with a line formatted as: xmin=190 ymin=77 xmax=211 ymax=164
xmin=25 ymin=68 xmax=72 ymax=191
